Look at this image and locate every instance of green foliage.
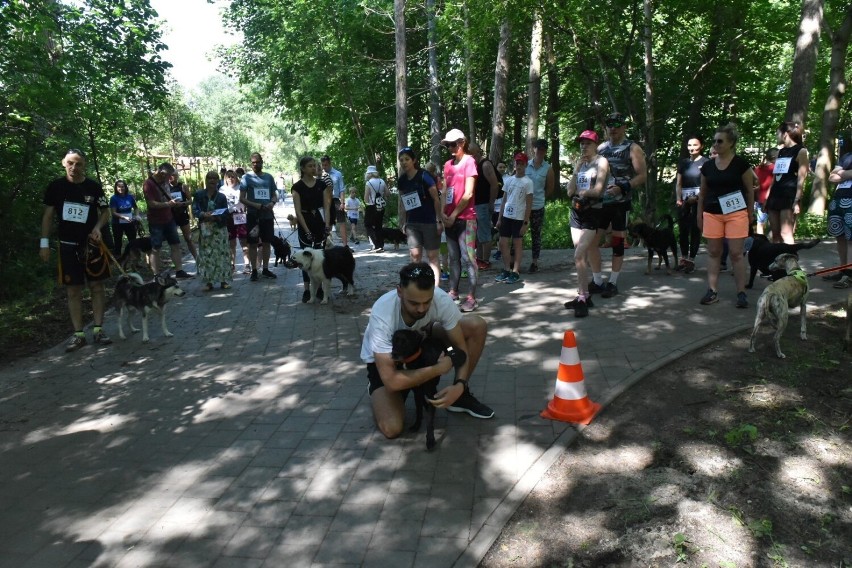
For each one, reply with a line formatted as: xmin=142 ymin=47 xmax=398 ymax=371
xmin=794 ymin=212 xmax=828 ymax=240
xmin=528 ymin=199 xmax=572 ymax=249
xmin=725 ymin=424 xmax=758 ymax=447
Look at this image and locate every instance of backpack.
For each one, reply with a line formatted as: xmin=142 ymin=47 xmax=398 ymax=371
xmin=370 ymin=179 xmax=386 ymax=210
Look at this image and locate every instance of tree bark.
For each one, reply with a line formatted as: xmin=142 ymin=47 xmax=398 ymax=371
xmin=394 ymin=0 xmax=408 ymax=151
xmin=545 ymin=31 xmax=560 ymax=186
xmin=785 ymin=0 xmax=825 ymax=125
xmin=426 ymin=0 xmax=442 ymax=166
xmin=810 ymin=4 xmax=852 ymax=214
xmin=526 ymin=13 xmax=543 ymax=155
xmin=463 ymin=5 xmax=476 ymax=144
xmin=489 ymin=20 xmax=511 ymax=164
xmin=642 ymin=0 xmax=657 ymax=221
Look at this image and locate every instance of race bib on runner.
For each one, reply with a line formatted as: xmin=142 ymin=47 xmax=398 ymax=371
xmin=576 ymin=172 xmax=591 ymax=192
xmin=681 ymin=187 xmax=699 ymax=199
xmin=837 ymin=180 xmax=852 ymax=189
xmin=170 ymin=191 xmax=183 ymax=201
xmin=254 ymin=187 xmax=270 ymax=201
xmin=774 ymin=156 xmax=792 ymax=175
xmin=719 ymin=190 xmax=746 ymax=214
xmin=62 ymin=201 xmax=90 ymax=223
xmin=118 ymin=216 xmax=132 ymax=224
xmin=504 ymin=203 xmax=516 ymax=218
xmin=445 ymin=186 xmax=454 ymax=204
xmin=232 ymin=213 xmax=247 ymax=225
xmin=401 ymin=192 xmax=422 ymax=211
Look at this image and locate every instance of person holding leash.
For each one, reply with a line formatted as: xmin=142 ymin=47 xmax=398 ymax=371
xmin=291 ymin=155 xmax=332 ymax=303
xmin=240 ymin=152 xmax=279 ymax=282
xmin=40 ymin=149 xmax=113 ymax=352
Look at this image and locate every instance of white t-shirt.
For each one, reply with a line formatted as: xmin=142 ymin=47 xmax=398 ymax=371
xmin=501 ymin=175 xmax=534 ymax=221
xmin=360 ymin=288 xmax=461 ymax=364
xmin=345 ymin=196 xmax=360 ymax=219
xmin=220 ymin=184 xmax=244 ymax=211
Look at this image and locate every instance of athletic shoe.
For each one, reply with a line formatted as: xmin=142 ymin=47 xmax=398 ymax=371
xmin=833 ymin=275 xmax=850 ymax=289
xmin=700 ymin=288 xmax=718 ymax=305
xmin=684 ymin=259 xmax=696 ymax=274
xmin=448 ymin=290 xmax=460 ymax=303
xmin=494 ymin=269 xmax=511 ymax=283
xmin=459 ymin=297 xmax=478 ymax=312
xmin=175 ymin=270 xmax=193 ymax=279
xmin=736 ymin=291 xmax=748 ymax=309
xmin=719 ymin=264 xmax=728 ymax=272
xmin=93 ymin=330 xmax=112 ymax=345
xmin=505 ymin=271 xmax=521 ymax=284
xmin=588 ymin=281 xmax=606 ymax=294
xmin=493 ymin=251 xmax=502 ymax=261
xmin=250 ymin=270 xmax=258 ymax=282
xmin=601 ymin=283 xmax=619 ymax=298
xmin=564 ymin=295 xmax=594 ymax=309
xmin=65 ymin=334 xmax=87 ymax=353
xmin=822 ymin=272 xmax=843 ymax=282
xmin=574 ymin=298 xmax=589 ymax=318
xmin=448 ymin=390 xmax=494 ymax=419
xmin=261 ymin=269 xmax=277 ymax=279
xmin=675 ymin=258 xmax=687 ymax=272
xmin=242 ymin=266 xmax=252 ymax=275
xmin=440 ymin=270 xmax=449 ymax=281
xmin=476 ymin=258 xmax=491 ymax=270
xmin=528 ymin=262 xmax=539 ymax=273
xmin=461 ymin=270 xmax=469 ymax=279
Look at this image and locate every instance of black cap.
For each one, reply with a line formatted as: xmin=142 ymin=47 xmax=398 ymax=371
xmin=533 ymin=139 xmax=547 ymax=150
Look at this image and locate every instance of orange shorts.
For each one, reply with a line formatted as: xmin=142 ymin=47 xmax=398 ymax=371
xmin=702 ymin=210 xmax=749 ymax=239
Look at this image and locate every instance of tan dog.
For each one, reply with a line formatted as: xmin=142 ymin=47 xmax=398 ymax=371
xmin=287 ymin=214 xmax=298 ymax=230
xmin=749 ymin=253 xmax=809 ymax=358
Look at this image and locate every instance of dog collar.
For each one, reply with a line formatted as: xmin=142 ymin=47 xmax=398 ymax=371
xmin=401 ymin=348 xmax=422 ymax=365
xmin=790 ymin=269 xmax=808 ymax=285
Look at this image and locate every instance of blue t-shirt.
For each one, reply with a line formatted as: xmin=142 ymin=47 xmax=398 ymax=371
xmin=109 ymin=193 xmax=137 ymax=222
xmin=240 ymin=172 xmax=277 ymax=220
xmin=398 ymin=169 xmax=438 ymax=224
xmin=834 ymin=153 xmax=852 ymax=199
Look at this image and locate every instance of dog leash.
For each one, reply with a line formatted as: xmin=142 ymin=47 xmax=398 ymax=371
xmin=102 ymin=243 xmax=130 ymax=277
xmin=806 ymin=262 xmax=852 ymax=278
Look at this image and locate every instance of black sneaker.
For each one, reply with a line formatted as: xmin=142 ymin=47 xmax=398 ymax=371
xmin=601 ymin=283 xmax=619 ymax=298
xmin=528 ymin=262 xmax=539 ymax=273
xmin=250 ymin=270 xmax=258 ymax=282
xmin=175 ymin=270 xmax=193 ymax=279
xmin=574 ymin=298 xmax=589 ymax=318
xmin=736 ymin=291 xmax=748 ymax=309
xmin=700 ymin=288 xmax=718 ymax=305
xmin=563 ymin=295 xmax=594 ymax=309
xmin=588 ymin=281 xmax=605 ymax=294
xmin=261 ymin=269 xmax=277 ymax=279
xmin=822 ymin=271 xmax=843 ymax=282
xmin=301 ymin=290 xmax=310 ymax=303
xmin=65 ymin=334 xmax=87 ymax=353
xmin=93 ymin=330 xmax=112 ymax=345
xmin=448 ymin=390 xmax=494 ymax=419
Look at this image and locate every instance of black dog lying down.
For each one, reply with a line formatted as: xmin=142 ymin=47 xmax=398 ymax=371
xmin=391 ymin=329 xmax=467 ymax=450
xmin=628 ymin=214 xmax=678 ymax=274
xmin=747 ymin=234 xmax=820 ymax=288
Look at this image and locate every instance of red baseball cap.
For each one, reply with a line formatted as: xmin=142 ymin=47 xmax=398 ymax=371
xmin=575 ymin=130 xmax=599 ymax=144
xmin=513 ymin=152 xmax=529 ymax=163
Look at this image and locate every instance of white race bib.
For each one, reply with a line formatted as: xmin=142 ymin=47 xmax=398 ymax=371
xmin=576 ymin=172 xmax=591 ymax=192
xmin=170 ymin=191 xmax=183 ymax=201
xmin=401 ymin=192 xmax=422 ymax=211
xmin=233 ymin=213 xmax=247 ymax=225
xmin=118 ymin=216 xmax=132 ymax=224
xmin=62 ymin=201 xmax=90 ymax=223
xmin=445 ymin=186 xmax=454 ymax=204
xmin=682 ymin=187 xmax=699 ymax=199
xmin=837 ymin=180 xmax=852 ymax=189
xmin=719 ymin=190 xmax=746 ymax=214
xmin=254 ymin=187 xmax=270 ymax=201
xmin=504 ymin=203 xmax=516 ymax=218
xmin=774 ymin=156 xmax=792 ymax=175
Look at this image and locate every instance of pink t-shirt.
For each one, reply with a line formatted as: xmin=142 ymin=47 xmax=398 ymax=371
xmin=443 ymin=154 xmax=478 ymax=220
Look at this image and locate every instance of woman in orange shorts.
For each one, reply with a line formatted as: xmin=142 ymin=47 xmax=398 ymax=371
xmin=697 ymin=123 xmax=755 ymax=308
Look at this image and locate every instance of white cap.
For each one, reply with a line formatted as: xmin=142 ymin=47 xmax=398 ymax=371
xmin=441 ymin=128 xmax=466 ymax=144
xmin=365 ymin=165 xmax=378 ymax=176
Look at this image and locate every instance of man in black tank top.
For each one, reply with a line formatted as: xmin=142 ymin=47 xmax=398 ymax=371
xmin=587 ymin=112 xmax=647 ymax=298
xmin=470 ymin=143 xmax=501 ymax=269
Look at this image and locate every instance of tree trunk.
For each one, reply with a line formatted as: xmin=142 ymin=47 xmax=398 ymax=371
xmin=681 ymin=8 xmax=725 ymax=157
xmin=426 ymin=0 xmax=442 ymax=166
xmin=810 ymin=5 xmax=852 ymax=214
xmin=526 ymin=13 xmax=542 ymax=155
xmin=489 ymin=20 xmax=511 ymax=164
xmin=784 ymin=0 xmax=825 ymax=125
xmin=642 ymin=0 xmax=657 ymax=221
xmin=394 ymin=0 xmax=408 ymax=151
xmin=463 ymin=6 xmax=476 ymax=144
xmin=545 ymin=31 xmax=560 ymax=187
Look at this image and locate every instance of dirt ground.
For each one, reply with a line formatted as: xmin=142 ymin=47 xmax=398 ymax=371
xmin=481 ymin=304 xmax=852 ymax=568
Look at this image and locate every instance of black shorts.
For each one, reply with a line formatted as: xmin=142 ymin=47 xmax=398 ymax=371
xmin=498 ymin=217 xmax=525 ymax=239
xmin=172 ymin=206 xmax=190 ymax=227
xmin=570 ymin=208 xmax=600 ymax=231
xmin=58 ymin=240 xmax=111 ymax=286
xmin=246 ymin=216 xmax=274 ymax=244
xmin=765 ymin=187 xmax=796 ymax=211
xmin=597 ymin=202 xmax=629 ymax=231
xmin=332 ymin=198 xmax=347 ymax=223
xmin=366 ymin=362 xmax=411 ymax=399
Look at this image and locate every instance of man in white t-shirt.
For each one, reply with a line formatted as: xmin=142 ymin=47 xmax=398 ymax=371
xmin=361 ymin=262 xmax=494 ymax=439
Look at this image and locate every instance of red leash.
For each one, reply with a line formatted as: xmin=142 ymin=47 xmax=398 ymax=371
xmin=807 ymin=262 xmax=852 ymax=278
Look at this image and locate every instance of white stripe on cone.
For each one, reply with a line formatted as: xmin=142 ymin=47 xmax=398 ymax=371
xmin=560 ymin=346 xmax=580 ymax=366
xmin=554 ymin=380 xmax=587 ymax=401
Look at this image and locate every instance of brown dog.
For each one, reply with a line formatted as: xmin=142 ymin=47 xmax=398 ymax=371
xmin=286 ymin=214 xmax=298 ymax=231
xmin=748 ymin=253 xmax=809 ymax=358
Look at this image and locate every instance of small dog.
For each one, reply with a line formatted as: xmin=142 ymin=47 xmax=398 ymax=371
xmin=749 ymin=253 xmax=809 ymax=358
xmin=118 ymin=237 xmax=153 ymax=273
xmin=746 ymin=234 xmax=820 ymax=288
xmin=286 ymin=246 xmax=356 ymax=303
xmin=114 ymin=271 xmax=186 ymax=342
xmin=628 ymin=214 xmax=678 ymax=274
xmin=286 ymin=214 xmax=298 ymax=231
xmin=271 ymin=233 xmax=292 ymax=267
xmin=380 ymin=227 xmax=407 ymax=250
xmin=391 ymin=328 xmax=467 ymax=450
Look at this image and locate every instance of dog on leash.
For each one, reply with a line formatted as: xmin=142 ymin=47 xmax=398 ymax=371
xmin=286 ymin=246 xmax=356 ymax=303
xmin=271 ymin=233 xmax=292 ymax=267
xmin=380 ymin=227 xmax=407 ymax=250
xmin=746 ymin=234 xmax=821 ymax=288
xmin=628 ymin=214 xmax=678 ymax=274
xmin=748 ymin=253 xmax=809 ymax=358
xmin=118 ymin=237 xmax=153 ymax=273
xmin=391 ymin=328 xmax=468 ymax=451
xmin=114 ymin=271 xmax=186 ymax=342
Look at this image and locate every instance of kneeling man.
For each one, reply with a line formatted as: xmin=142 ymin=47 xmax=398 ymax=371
xmin=361 ymin=262 xmax=494 ymax=438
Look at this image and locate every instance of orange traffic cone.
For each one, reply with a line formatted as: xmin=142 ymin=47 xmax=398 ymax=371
xmin=540 ymin=330 xmax=601 ymax=425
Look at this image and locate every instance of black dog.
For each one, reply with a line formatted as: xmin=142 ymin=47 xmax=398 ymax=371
xmin=380 ymin=227 xmax=407 ymax=250
xmin=628 ymin=214 xmax=678 ymax=275
xmin=391 ymin=329 xmax=467 ymax=451
xmin=746 ymin=234 xmax=821 ymax=288
xmin=271 ymin=233 xmax=292 ymax=267
xmin=118 ymin=237 xmax=153 ymax=273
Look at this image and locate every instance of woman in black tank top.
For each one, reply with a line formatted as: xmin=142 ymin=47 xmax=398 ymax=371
xmin=766 ymin=121 xmax=808 ymax=244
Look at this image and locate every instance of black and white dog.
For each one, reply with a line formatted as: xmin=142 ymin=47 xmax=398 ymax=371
xmin=114 ymin=271 xmax=186 ymax=342
xmin=271 ymin=233 xmax=292 ymax=267
xmin=286 ymin=246 xmax=356 ymax=303
xmin=391 ymin=328 xmax=467 ymax=451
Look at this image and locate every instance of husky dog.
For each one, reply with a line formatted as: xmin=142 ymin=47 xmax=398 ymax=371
xmin=287 ymin=246 xmax=356 ymax=304
xmin=114 ymin=271 xmax=186 ymax=342
xmin=748 ymin=253 xmax=809 ymax=358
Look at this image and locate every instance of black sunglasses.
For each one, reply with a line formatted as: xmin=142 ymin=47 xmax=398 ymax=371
xmin=605 ymin=121 xmax=624 ymax=128
xmin=443 ymin=141 xmax=459 ymax=149
xmin=400 ymin=265 xmax=435 ymax=281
